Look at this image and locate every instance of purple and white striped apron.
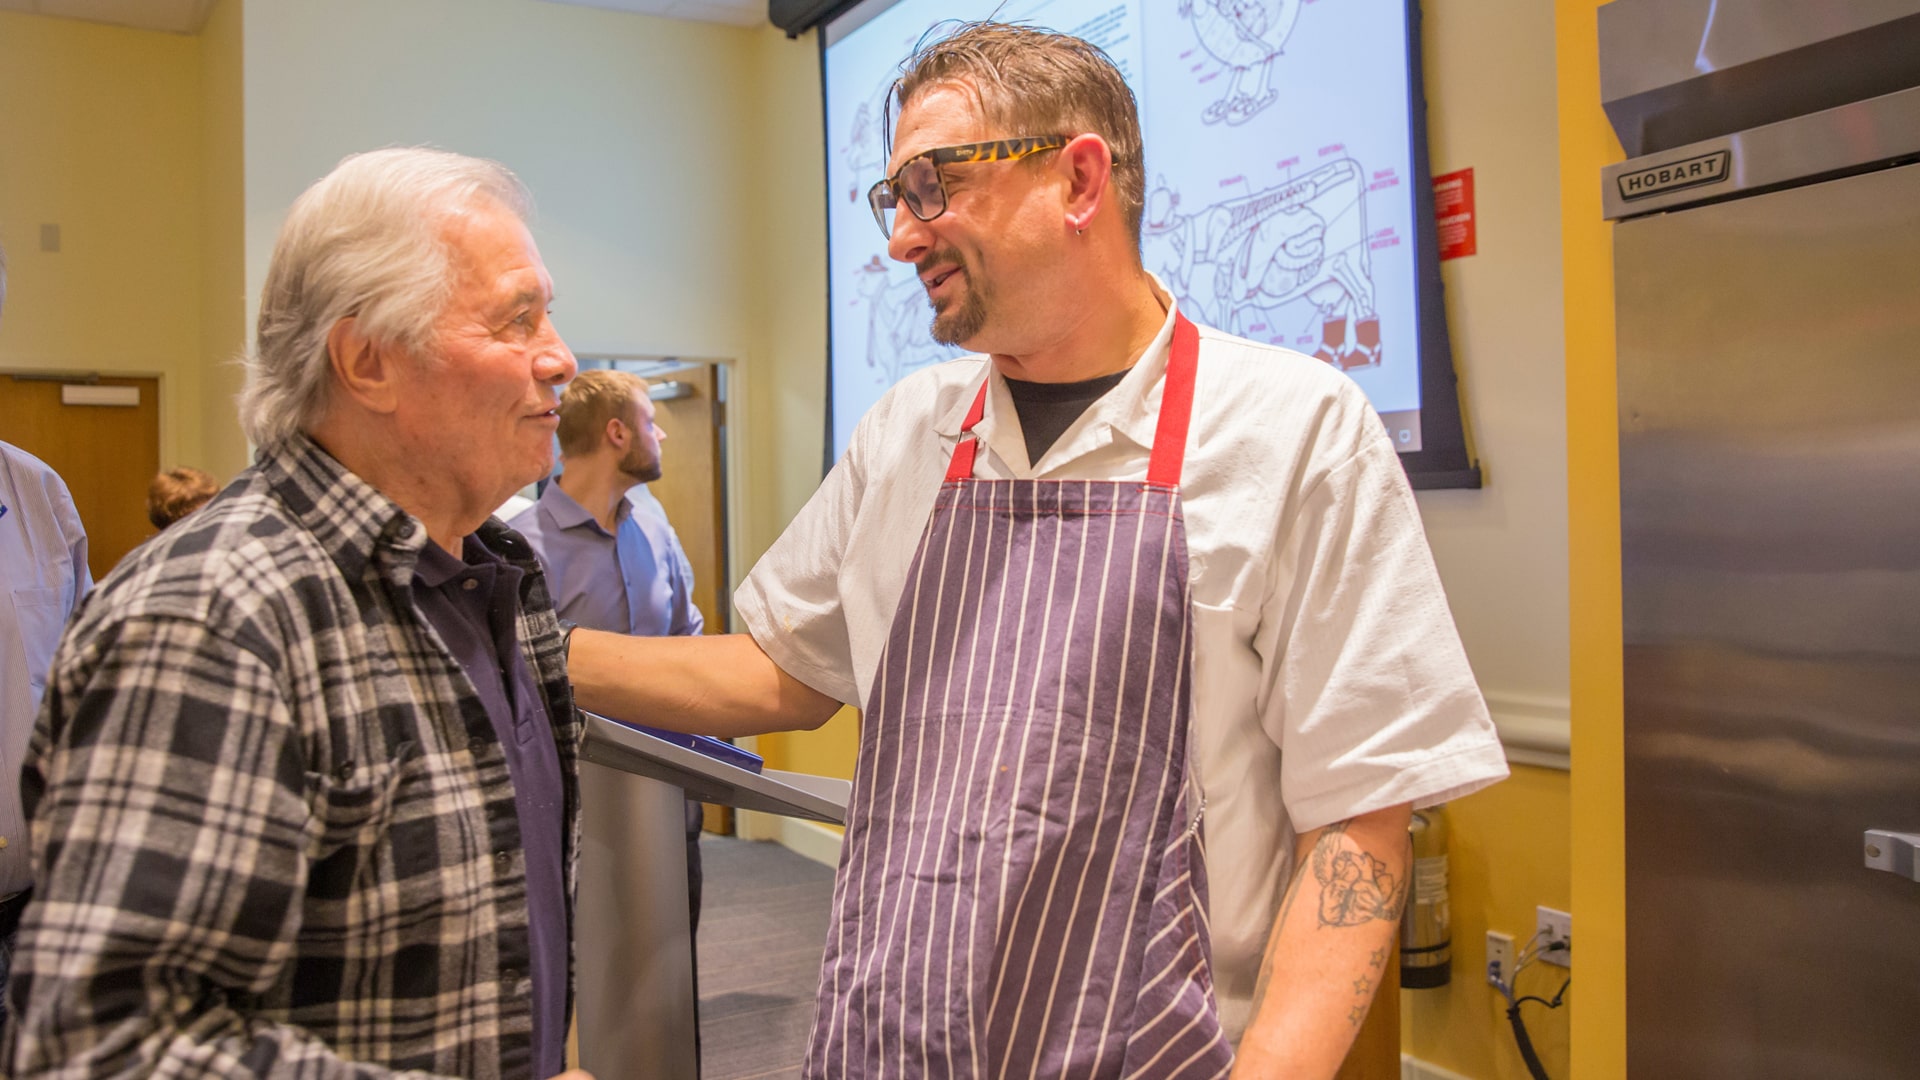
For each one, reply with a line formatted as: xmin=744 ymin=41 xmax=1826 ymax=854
xmin=806 ymin=314 xmax=1233 ymax=1079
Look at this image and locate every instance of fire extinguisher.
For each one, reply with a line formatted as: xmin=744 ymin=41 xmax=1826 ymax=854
xmin=1400 ymin=804 xmax=1451 ymax=988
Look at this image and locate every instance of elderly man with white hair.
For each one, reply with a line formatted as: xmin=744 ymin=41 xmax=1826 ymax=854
xmin=8 ymin=148 xmax=592 ymax=1080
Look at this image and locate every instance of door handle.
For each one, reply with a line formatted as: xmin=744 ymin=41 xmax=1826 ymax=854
xmin=1864 ymin=830 xmax=1920 ymax=882
xmin=649 ymin=381 xmax=695 ymax=402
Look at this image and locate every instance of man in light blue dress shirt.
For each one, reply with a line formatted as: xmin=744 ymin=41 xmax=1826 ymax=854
xmin=0 ymin=245 xmax=92 ymax=1011
xmin=506 ymin=370 xmax=707 ymax=924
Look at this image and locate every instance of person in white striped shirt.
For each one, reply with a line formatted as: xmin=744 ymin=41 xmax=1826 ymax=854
xmin=569 ymin=21 xmax=1506 ymax=1079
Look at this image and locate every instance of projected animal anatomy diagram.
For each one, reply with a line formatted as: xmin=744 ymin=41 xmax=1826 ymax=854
xmin=1178 ymin=0 xmax=1303 ymax=128
xmin=1143 ymin=158 xmax=1382 ymax=371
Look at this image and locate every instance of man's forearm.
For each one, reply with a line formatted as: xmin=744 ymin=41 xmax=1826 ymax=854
xmin=566 ymin=629 xmax=842 ymax=738
xmin=1230 ymin=802 xmax=1413 ymax=1079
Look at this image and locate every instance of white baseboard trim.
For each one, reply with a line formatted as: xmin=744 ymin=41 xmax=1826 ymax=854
xmin=734 ymin=811 xmax=844 ymax=869
xmin=1403 ymin=1054 xmax=1478 ymax=1080
xmin=1484 ymin=691 xmax=1571 ymax=772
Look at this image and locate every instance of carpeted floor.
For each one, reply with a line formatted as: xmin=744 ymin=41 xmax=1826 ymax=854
xmin=698 ymin=835 xmax=837 ymax=1080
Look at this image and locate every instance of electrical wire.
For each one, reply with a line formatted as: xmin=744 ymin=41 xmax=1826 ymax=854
xmin=1506 ymin=1000 xmax=1553 ymax=1080
xmin=1516 ymin=976 xmax=1571 ymax=1011
xmin=1494 ymin=938 xmax=1570 ymax=1080
xmin=1514 ymin=928 xmax=1553 ymax=969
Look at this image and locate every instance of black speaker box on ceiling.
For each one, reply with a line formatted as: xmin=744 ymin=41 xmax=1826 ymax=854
xmin=769 ymin=0 xmax=857 ymax=38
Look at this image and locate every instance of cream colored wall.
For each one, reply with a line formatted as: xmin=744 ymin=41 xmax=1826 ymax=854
xmin=237 ymin=0 xmax=858 ymax=594
xmin=1397 ymin=1 xmax=1573 ymax=1076
xmin=741 ymin=24 xmax=831 ymax=572
xmin=199 ymin=0 xmax=249 ymax=479
xmin=734 ymin=24 xmax=856 ymax=780
xmin=0 ymin=12 xmax=207 ymax=471
xmin=240 ymin=0 xmax=754 ymax=353
xmin=1416 ymin=0 xmax=1571 ymax=725
xmin=239 ymin=0 xmax=760 ymax=474
xmin=239 ymin=0 xmax=857 ymax=592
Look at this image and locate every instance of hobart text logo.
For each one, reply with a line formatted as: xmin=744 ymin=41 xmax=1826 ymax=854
xmin=1618 ymin=151 xmax=1732 ymax=201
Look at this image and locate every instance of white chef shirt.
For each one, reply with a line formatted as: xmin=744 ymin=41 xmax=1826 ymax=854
xmin=735 ymin=296 xmax=1508 ymax=1038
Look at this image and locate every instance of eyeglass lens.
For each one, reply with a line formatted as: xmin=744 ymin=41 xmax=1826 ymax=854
xmin=870 ymin=155 xmax=946 ymax=239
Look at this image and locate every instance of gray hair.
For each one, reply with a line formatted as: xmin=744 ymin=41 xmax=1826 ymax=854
xmin=238 ymin=147 xmax=531 ymax=449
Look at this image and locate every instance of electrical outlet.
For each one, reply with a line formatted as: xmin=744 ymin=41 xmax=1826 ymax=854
xmin=1486 ymin=930 xmax=1515 ymax=988
xmin=1536 ymin=906 xmax=1572 ymax=968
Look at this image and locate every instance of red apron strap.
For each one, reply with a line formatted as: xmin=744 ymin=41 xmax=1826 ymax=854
xmin=944 ymin=377 xmax=992 ymax=482
xmin=944 ymin=311 xmax=1201 ymax=487
xmin=1146 ymin=313 xmax=1201 ymax=490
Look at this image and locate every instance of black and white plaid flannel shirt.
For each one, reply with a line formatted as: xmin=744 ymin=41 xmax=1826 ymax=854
xmin=7 ymin=433 xmax=582 ymax=1079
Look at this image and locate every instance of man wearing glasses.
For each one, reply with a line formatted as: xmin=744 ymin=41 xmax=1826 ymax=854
xmin=570 ymin=20 xmax=1505 ymax=1079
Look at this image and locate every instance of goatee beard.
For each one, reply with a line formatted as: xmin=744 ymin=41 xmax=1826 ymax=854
xmin=921 ymin=249 xmax=988 ymax=347
xmin=930 ymin=293 xmax=987 ymax=347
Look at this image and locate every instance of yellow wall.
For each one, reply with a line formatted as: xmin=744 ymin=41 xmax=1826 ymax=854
xmin=758 ymin=706 xmax=860 ymax=784
xmin=0 ymin=13 xmax=208 ymax=471
xmin=1556 ymin=1 xmax=1626 ymax=1075
xmin=1402 ymin=769 xmax=1571 ymax=1079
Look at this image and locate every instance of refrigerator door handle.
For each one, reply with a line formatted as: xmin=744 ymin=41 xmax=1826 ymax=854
xmin=1864 ymin=830 xmax=1920 ymax=882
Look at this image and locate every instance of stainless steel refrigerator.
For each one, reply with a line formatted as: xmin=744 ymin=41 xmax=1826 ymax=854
xmin=1601 ymin=2 xmax=1920 ymax=1074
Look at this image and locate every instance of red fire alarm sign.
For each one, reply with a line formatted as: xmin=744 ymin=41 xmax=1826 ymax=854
xmin=1433 ymin=168 xmax=1476 ymax=260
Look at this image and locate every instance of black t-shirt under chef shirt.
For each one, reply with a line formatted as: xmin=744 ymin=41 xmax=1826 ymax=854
xmin=1003 ymin=368 xmax=1131 ymax=466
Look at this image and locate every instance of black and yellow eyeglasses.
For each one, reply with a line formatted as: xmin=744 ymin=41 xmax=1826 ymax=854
xmin=866 ymin=135 xmax=1069 ymax=239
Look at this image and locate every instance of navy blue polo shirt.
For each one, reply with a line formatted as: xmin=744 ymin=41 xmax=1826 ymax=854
xmin=413 ymin=535 xmax=567 ymax=1078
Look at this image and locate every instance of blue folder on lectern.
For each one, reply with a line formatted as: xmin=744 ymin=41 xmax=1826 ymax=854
xmin=606 ymin=717 xmax=764 ymax=773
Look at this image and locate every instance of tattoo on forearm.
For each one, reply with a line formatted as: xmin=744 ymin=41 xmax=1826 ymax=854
xmin=1243 ymin=822 xmax=1411 ymax=1033
xmin=1313 ymin=824 xmax=1408 ymax=1030
xmin=1311 ymin=823 xmax=1407 ymax=928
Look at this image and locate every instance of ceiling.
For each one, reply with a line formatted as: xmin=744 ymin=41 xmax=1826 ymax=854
xmin=0 ymin=0 xmax=768 ymax=34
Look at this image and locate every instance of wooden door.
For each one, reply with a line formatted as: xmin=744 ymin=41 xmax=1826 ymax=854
xmin=641 ymin=363 xmax=728 ymax=634
xmin=0 ymin=373 xmax=162 ymax=579
xmin=637 ymin=363 xmax=732 ymax=835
